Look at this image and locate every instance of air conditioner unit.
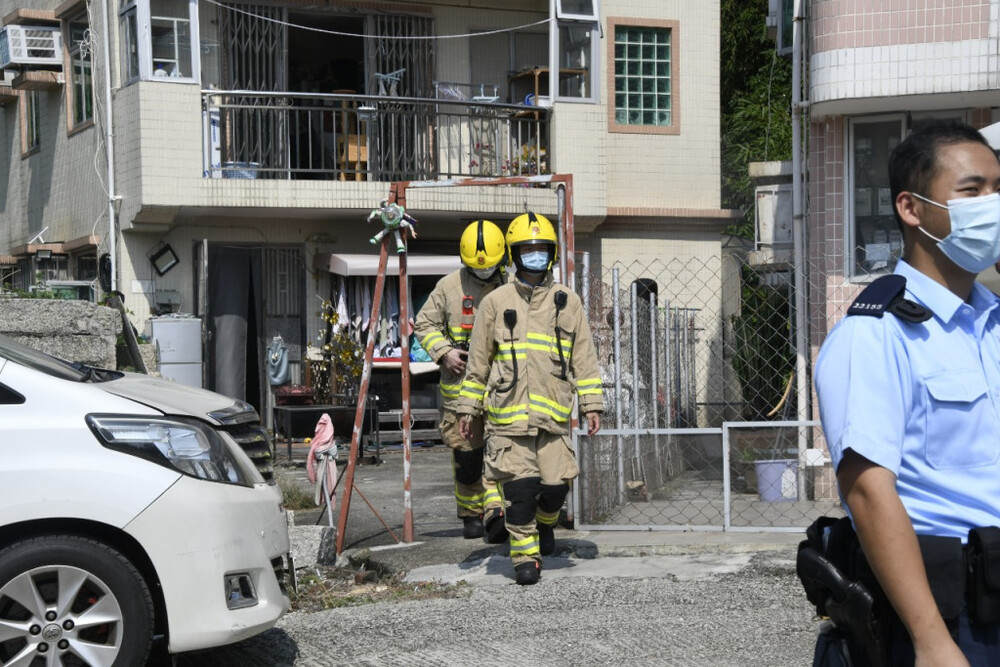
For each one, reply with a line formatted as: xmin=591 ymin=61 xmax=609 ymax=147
xmin=0 ymin=25 xmax=63 ymax=70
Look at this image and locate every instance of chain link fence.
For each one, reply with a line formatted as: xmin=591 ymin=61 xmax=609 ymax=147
xmin=572 ymin=252 xmax=844 ymax=531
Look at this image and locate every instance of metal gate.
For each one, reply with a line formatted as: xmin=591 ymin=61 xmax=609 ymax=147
xmin=364 ymin=13 xmax=435 ymax=179
xmin=218 ymin=2 xmax=288 ymax=175
xmin=572 ymin=255 xmax=844 ymax=531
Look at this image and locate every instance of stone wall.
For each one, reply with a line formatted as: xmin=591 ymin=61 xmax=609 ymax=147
xmin=0 ymin=298 xmax=123 ymax=368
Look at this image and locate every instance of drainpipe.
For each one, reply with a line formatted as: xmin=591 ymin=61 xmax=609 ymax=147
xmin=791 ymin=0 xmax=810 ymax=498
xmin=101 ymin=0 xmax=118 ymax=290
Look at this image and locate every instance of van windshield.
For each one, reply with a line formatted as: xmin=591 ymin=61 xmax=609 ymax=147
xmin=0 ymin=332 xmax=95 ymax=382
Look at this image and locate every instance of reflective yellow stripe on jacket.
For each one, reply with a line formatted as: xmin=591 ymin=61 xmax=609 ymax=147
xmin=460 ymin=379 xmax=486 ymax=401
xmin=528 ymin=393 xmax=573 ymax=422
xmin=421 ymin=331 xmax=446 ymax=349
xmin=495 ymin=342 xmax=528 ymax=361
xmin=526 ymin=332 xmax=573 ymax=359
xmin=576 ymin=377 xmax=603 ymax=397
xmin=486 ymin=403 xmax=530 ymax=424
xmin=440 ymin=380 xmax=462 ymax=400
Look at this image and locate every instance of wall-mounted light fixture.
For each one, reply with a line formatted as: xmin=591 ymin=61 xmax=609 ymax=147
xmin=35 ymin=249 xmax=52 ymax=260
xmin=149 ymin=244 xmax=179 ymax=275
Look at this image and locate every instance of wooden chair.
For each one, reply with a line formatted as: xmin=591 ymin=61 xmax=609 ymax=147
xmin=333 ymin=91 xmax=368 ymax=181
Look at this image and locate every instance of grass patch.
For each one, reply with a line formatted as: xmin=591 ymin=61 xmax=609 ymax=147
xmin=276 ymin=469 xmax=317 ymax=510
xmin=290 ymin=566 xmax=470 ymax=611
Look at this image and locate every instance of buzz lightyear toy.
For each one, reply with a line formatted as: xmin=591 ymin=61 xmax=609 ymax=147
xmin=367 ymin=200 xmax=418 ymax=254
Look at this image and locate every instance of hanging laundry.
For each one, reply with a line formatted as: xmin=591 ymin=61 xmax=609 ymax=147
xmin=334 ymin=277 xmax=349 ymax=333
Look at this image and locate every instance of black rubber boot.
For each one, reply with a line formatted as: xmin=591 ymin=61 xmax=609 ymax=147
xmin=483 ymin=509 xmax=510 ymax=544
xmin=462 ymin=516 xmax=484 ymax=539
xmin=538 ymin=524 xmax=555 ymax=556
xmin=514 ymin=561 xmax=541 ymax=586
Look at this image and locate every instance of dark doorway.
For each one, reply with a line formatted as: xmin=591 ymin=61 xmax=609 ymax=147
xmin=206 ymin=245 xmax=264 ymax=412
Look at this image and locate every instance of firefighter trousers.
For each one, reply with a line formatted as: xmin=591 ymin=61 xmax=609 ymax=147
xmin=485 ymin=431 xmax=578 ymax=565
xmin=439 ymin=410 xmax=502 ymax=519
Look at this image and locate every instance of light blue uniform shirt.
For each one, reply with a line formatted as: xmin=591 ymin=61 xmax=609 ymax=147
xmin=815 ymin=260 xmax=1000 ymax=542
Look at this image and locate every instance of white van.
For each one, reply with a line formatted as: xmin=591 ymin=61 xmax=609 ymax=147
xmin=0 ymin=333 xmax=291 ymax=664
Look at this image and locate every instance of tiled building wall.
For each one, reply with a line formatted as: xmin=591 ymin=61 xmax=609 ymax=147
xmin=810 ymin=0 xmax=1000 ymax=103
xmin=603 ymin=0 xmax=721 ymax=211
xmin=0 ymin=0 xmax=111 ymax=252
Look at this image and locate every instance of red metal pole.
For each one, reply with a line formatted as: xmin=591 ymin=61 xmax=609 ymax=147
xmin=554 ymin=174 xmax=575 ymax=287
xmin=389 ymin=182 xmax=415 ymax=543
xmin=335 ymin=236 xmax=390 ymax=555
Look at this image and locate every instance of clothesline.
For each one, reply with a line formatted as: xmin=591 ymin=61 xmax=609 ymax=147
xmin=204 ymin=0 xmax=553 ymax=40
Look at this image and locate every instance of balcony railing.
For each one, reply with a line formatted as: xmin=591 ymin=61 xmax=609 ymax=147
xmin=201 ymin=91 xmax=551 ymax=182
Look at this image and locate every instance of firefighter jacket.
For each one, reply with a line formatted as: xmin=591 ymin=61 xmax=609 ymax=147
xmin=456 ymin=273 xmax=604 ymax=436
xmin=414 ymin=268 xmax=506 ymax=410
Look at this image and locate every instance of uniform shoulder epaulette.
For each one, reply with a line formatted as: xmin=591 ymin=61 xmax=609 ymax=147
xmin=847 ymin=274 xmax=932 ymax=323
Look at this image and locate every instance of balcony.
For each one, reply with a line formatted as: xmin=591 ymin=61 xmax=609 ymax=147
xmin=201 ymin=91 xmax=551 ymax=183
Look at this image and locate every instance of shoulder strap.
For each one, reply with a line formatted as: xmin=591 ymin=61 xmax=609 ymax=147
xmin=847 ymin=275 xmax=932 ymax=323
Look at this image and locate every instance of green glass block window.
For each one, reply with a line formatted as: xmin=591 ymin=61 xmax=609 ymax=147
xmin=614 ymin=26 xmax=671 ymax=127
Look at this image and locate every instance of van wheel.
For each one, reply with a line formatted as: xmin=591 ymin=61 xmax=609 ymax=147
xmin=0 ymin=535 xmax=154 ymax=667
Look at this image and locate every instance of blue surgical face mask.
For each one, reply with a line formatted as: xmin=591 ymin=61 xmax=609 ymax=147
xmin=911 ymin=191 xmax=1000 ymax=273
xmin=520 ymin=250 xmax=550 ymax=272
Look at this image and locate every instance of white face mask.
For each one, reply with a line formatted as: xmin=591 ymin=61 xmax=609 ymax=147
xmin=911 ymin=192 xmax=1000 ymax=273
xmin=520 ymin=250 xmax=550 ymax=272
xmin=470 ymin=267 xmax=497 ymax=280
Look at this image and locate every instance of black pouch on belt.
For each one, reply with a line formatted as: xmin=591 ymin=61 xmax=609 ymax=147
xmin=915 ymin=534 xmax=966 ymax=623
xmin=968 ymin=526 xmax=1000 ymax=625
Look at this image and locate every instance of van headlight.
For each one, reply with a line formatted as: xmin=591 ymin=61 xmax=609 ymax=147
xmin=87 ymin=415 xmax=259 ymax=486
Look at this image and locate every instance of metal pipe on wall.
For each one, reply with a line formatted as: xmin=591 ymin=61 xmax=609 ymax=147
xmin=630 ymin=281 xmax=641 ymax=481
xmin=649 ymin=293 xmax=660 ymax=479
xmin=664 ymin=300 xmax=672 ymax=427
xmin=792 ymin=0 xmax=811 ymax=500
xmin=101 ymin=0 xmax=117 ymax=290
xmin=612 ymin=268 xmax=625 ymax=501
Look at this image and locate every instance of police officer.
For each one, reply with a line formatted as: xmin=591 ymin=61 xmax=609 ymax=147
xmin=814 ymin=120 xmax=1000 ymax=665
xmin=456 ymin=212 xmax=603 ymax=585
xmin=414 ymin=220 xmax=509 ymax=541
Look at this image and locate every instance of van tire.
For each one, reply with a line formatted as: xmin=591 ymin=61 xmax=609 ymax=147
xmin=0 ymin=535 xmax=154 ymax=667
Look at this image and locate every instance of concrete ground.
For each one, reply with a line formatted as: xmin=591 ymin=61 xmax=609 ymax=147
xmin=165 ymin=442 xmax=822 ymax=666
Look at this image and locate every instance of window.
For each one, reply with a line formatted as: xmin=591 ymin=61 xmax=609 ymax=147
xmin=151 ymin=0 xmax=193 ymax=78
xmin=849 ymin=117 xmax=903 ymax=279
xmin=76 ymin=254 xmax=97 ymax=281
xmin=120 ymin=0 xmax=140 ymax=82
xmin=35 ymin=254 xmax=69 ymax=283
xmin=66 ymin=10 xmax=94 ymax=129
xmin=550 ymin=0 xmax=598 ymax=103
xmin=610 ymin=21 xmax=676 ymax=133
xmin=848 ymin=113 xmax=966 ymax=279
xmin=119 ymin=0 xmax=199 ymax=84
xmin=554 ymin=22 xmax=596 ymax=100
xmin=556 ymin=0 xmax=598 ymax=22
xmin=20 ymin=91 xmax=40 ymax=155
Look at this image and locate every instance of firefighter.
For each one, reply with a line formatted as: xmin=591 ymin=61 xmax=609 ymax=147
xmin=457 ymin=212 xmax=603 ymax=585
xmin=414 ymin=220 xmax=510 ymax=541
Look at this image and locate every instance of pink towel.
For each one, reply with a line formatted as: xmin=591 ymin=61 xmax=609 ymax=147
xmin=307 ymin=413 xmax=338 ymax=511
xmin=306 ymin=413 xmax=335 ymax=483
